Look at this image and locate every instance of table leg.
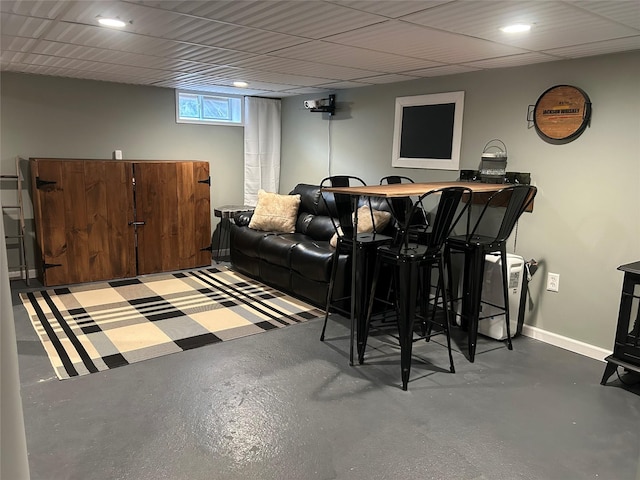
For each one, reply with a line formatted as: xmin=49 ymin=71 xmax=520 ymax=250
xmin=356 ymin=244 xmax=366 ymax=364
xmin=213 ymin=217 xmax=231 ymax=263
xmin=349 ymin=198 xmax=359 ymax=366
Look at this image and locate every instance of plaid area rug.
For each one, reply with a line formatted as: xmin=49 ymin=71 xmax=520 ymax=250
xmin=19 ymin=266 xmax=323 ymax=380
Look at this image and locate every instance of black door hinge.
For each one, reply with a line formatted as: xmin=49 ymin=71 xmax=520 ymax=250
xmin=198 ymin=177 xmax=211 ymax=185
xmin=200 ymin=244 xmax=213 ymax=252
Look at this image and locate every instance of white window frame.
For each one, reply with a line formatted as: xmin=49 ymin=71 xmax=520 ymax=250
xmin=175 ymin=90 xmax=244 ymax=126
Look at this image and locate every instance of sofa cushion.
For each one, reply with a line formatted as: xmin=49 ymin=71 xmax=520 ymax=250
xmin=231 ymin=226 xmax=273 ymax=256
xmin=290 ymin=241 xmax=335 ymax=282
xmin=290 ymin=183 xmax=322 ymax=215
xmin=259 ymin=233 xmax=309 ymax=268
xmin=296 ymin=212 xmax=336 ymax=241
xmin=249 ymin=190 xmax=301 ymax=233
xmin=355 ymin=205 xmax=393 ymax=233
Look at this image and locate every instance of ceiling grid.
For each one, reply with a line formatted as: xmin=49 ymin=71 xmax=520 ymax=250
xmin=0 ymin=0 xmax=638 ymax=97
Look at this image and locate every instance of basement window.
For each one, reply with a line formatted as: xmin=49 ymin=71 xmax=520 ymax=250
xmin=176 ymin=90 xmax=243 ymax=126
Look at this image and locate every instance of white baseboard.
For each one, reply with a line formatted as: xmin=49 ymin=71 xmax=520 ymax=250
xmin=521 ymin=324 xmax=611 ymax=363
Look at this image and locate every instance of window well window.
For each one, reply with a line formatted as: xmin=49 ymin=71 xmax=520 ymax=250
xmin=176 ymin=90 xmax=243 ymax=126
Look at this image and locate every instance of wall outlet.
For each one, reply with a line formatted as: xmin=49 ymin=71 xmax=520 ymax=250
xmin=547 ymin=272 xmax=560 ymax=292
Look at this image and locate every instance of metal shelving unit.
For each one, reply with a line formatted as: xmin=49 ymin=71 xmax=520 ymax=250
xmin=1 ymin=157 xmax=29 ymax=285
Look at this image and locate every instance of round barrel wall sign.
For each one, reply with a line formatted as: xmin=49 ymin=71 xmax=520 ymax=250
xmin=533 ymin=85 xmax=591 ymax=143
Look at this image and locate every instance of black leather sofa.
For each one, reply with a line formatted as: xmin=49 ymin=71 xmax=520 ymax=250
xmin=229 ymin=183 xmax=393 ymax=308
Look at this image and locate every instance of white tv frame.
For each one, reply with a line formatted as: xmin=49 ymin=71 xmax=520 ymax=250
xmin=392 ymin=91 xmax=465 ymax=170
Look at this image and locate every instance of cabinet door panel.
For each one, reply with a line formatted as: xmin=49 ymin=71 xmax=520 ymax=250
xmin=135 ymin=161 xmax=210 ymax=275
xmin=31 ymin=159 xmax=135 ymax=286
xmin=176 ymin=162 xmax=212 ymax=269
xmin=62 ymin=160 xmax=91 ymax=283
xmin=192 ymin=161 xmax=212 ymax=268
xmin=84 ymin=161 xmax=136 ymax=281
xmin=32 ymin=159 xmax=71 ymax=286
xmin=135 ymin=162 xmax=179 ymax=274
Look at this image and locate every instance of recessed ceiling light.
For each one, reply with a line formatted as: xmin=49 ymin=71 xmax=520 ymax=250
xmin=233 ymin=81 xmax=248 ymax=88
xmin=98 ymin=18 xmax=127 ymax=28
xmin=500 ymin=23 xmax=531 ymax=33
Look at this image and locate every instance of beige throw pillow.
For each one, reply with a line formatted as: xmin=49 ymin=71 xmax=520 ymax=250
xmin=330 ymin=205 xmax=392 ymax=247
xmin=248 ymin=190 xmax=301 ymax=233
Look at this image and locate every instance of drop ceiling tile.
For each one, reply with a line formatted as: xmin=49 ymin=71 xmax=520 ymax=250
xmin=1 ymin=13 xmax=53 ymax=37
xmin=0 ymin=50 xmax=26 ymax=63
xmin=5 ymin=63 xmax=164 ymax=86
xmin=189 ymin=77 xmax=295 ymax=92
xmin=314 ymin=79 xmax=372 ymax=89
xmin=0 ymin=0 xmax=69 ymax=18
xmin=464 ymin=51 xmax=564 ymax=69
xmin=153 ymin=80 xmax=269 ymax=96
xmin=32 ymin=40 xmax=209 ymax=73
xmin=44 ymin=23 xmax=173 ymax=54
xmin=544 ymin=36 xmax=640 ymax=58
xmin=404 ymin=64 xmax=482 ymax=77
xmin=274 ymin=41 xmax=442 ymax=72
xmin=402 ymin=1 xmax=639 ymax=51
xmin=325 ymin=20 xmax=528 ymax=63
xmin=276 ymin=86 xmax=331 ymax=96
xmin=42 ymin=22 xmax=255 ymax=66
xmin=18 ymin=53 xmax=170 ymax=80
xmin=0 ymin=34 xmax=39 ymax=52
xmin=573 ymin=0 xmax=640 ymax=30
xmin=159 ymin=18 xmax=305 ymax=54
xmin=196 ymin=66 xmax=334 ymax=87
xmin=352 ymin=73 xmax=420 ymax=84
xmin=138 ymin=0 xmax=387 ymax=39
xmin=60 ymin=1 xmax=307 ymax=53
xmin=231 ymin=54 xmax=379 ymax=80
xmin=330 ymin=1 xmax=451 ymax=19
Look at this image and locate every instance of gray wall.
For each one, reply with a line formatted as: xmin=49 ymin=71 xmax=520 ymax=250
xmin=0 ymin=73 xmax=245 ymax=270
xmin=2 ymin=51 xmax=639 ymax=352
xmin=281 ymin=51 xmax=640 ymax=351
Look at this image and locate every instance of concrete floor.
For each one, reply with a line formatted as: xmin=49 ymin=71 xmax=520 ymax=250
xmin=11 ymin=279 xmax=640 ymax=480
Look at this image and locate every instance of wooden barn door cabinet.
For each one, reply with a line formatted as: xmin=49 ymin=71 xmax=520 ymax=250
xmin=30 ymin=158 xmax=211 ymax=286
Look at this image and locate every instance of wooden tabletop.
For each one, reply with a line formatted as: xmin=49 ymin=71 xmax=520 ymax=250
xmin=321 ymin=181 xmax=508 ymax=198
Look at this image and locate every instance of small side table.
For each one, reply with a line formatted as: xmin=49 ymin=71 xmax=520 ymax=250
xmin=601 ymin=261 xmax=640 ymax=385
xmin=213 ymin=205 xmax=255 ymax=262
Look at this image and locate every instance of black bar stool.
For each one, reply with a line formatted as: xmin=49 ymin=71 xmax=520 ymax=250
xmin=363 ymin=186 xmax=472 ymax=390
xmin=445 ymin=184 xmax=537 ymax=362
xmin=319 ymin=176 xmax=393 ymax=365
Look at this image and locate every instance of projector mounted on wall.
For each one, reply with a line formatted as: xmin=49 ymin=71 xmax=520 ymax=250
xmin=303 ymin=94 xmax=335 ymax=116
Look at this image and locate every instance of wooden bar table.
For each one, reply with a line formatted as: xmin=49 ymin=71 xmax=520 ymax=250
xmin=322 ymin=181 xmax=513 ymax=385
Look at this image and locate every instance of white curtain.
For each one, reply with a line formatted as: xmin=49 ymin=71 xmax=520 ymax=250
xmin=243 ymin=97 xmax=281 ymax=206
